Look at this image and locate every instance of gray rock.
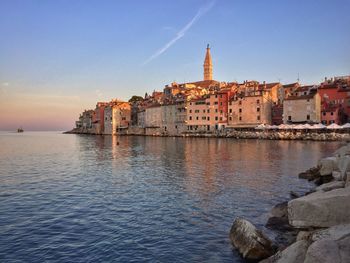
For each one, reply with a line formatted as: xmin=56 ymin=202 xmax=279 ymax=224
xmin=318 ymin=157 xmax=339 ymax=176
xmin=338 ymin=156 xmax=350 ymax=181
xmin=260 ymin=240 xmax=309 ymax=263
xmin=333 ymin=171 xmax=343 ymax=181
xmin=229 ymin=218 xmax=274 ymax=260
xmin=333 ymin=144 xmax=350 ymax=157
xmin=288 ymin=187 xmax=350 ymax=228
xmin=315 ymin=181 xmax=345 ymax=192
xmin=304 ymin=239 xmax=341 ymax=263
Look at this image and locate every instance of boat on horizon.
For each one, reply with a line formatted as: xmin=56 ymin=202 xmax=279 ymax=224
xmin=17 ymin=127 xmax=24 ymax=133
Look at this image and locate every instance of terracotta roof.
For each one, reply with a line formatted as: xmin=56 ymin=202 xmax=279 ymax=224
xmin=258 ymin=82 xmax=280 ymax=90
xmin=285 ymin=94 xmax=315 ymax=101
xmin=283 ymin=82 xmax=299 ymax=88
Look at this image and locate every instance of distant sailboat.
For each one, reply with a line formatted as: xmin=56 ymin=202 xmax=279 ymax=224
xmin=17 ymin=127 xmax=24 ymax=133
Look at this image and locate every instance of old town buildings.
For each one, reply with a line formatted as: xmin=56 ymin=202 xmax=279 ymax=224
xmin=74 ymin=46 xmax=350 ymax=135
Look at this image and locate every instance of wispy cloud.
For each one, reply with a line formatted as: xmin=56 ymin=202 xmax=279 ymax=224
xmin=2 ymin=82 xmax=9 ymax=86
xmin=142 ymin=1 xmax=215 ymax=65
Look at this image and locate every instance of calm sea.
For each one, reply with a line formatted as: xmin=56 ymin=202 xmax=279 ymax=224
xmin=0 ymin=132 xmax=343 ymax=262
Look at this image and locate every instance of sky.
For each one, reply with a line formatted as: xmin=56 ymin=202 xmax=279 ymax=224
xmin=0 ymin=0 xmax=349 ymax=131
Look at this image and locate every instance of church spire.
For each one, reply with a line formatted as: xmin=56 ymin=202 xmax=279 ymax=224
xmin=203 ymin=44 xmax=213 ymax=81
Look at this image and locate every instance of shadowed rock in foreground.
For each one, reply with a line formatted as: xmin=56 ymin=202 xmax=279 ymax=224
xmin=229 ymin=218 xmax=275 ymax=260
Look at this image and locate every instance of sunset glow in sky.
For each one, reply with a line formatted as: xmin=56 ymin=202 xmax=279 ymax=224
xmin=0 ymin=0 xmax=349 ymax=131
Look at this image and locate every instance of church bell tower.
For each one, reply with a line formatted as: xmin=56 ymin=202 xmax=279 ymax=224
xmin=203 ymin=44 xmax=213 ymax=81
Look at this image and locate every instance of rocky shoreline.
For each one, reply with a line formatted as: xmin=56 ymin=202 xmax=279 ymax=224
xmin=229 ymin=144 xmax=350 ymax=262
xmin=65 ymin=128 xmax=350 ymax=141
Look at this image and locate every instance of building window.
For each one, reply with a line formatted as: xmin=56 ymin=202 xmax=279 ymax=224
xmin=229 ymin=102 xmax=232 ymax=105
xmin=220 ymin=117 xmax=222 ymax=121
xmin=207 ymin=117 xmax=210 ymax=121
xmin=220 ymin=95 xmax=222 ymax=98
xmin=288 ymin=116 xmax=291 ymax=121
xmin=239 ymin=101 xmax=242 ymax=105
xmin=307 ymin=99 xmax=310 ymax=102
xmin=256 ymin=99 xmax=260 ymax=104
xmin=257 ymin=116 xmax=260 ymax=121
xmin=322 ymin=112 xmax=326 ymax=116
xmin=331 ymin=112 xmax=334 ymax=116
xmin=239 ymin=108 xmax=242 ymax=113
xmin=202 ymin=116 xmax=206 ymax=120
xmin=189 ymin=110 xmax=192 ymax=113
xmin=215 ymin=109 xmax=218 ymax=113
xmin=189 ymin=116 xmax=192 ymax=120
xmin=215 ymin=95 xmax=218 ymax=98
xmin=220 ymin=110 xmax=223 ymax=114
xmin=229 ymin=117 xmax=232 ymax=121
xmin=257 ymin=107 xmax=260 ymax=112
xmin=239 ymin=116 xmax=242 ymax=121
xmin=304 ymin=92 xmax=307 ymax=95
xmin=306 ymin=115 xmax=310 ymax=120
xmin=196 ymin=116 xmax=199 ymax=120
xmin=229 ymin=109 xmax=232 ymax=113
xmin=203 ymin=109 xmax=205 ymax=113
xmin=215 ymin=116 xmax=218 ymax=121
xmin=207 ymin=109 xmax=210 ymax=113
xmin=220 ymin=102 xmax=223 ymax=106
xmin=214 ymin=101 xmax=218 ymax=105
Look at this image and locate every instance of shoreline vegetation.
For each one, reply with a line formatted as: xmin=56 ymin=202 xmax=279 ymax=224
xmin=64 ymin=128 xmax=350 ymax=141
xmin=229 ymin=143 xmax=350 ymax=262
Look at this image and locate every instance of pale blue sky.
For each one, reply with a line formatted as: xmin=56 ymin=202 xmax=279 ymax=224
xmin=0 ymin=0 xmax=349 ymax=130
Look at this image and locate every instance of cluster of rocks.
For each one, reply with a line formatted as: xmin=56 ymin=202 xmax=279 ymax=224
xmin=229 ymin=144 xmax=350 ymax=262
xmin=225 ymin=130 xmax=350 ymax=141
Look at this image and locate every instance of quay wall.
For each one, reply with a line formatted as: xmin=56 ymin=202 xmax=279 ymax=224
xmin=66 ymin=127 xmax=350 ymax=141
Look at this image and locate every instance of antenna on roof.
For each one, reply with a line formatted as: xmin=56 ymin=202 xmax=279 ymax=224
xmin=297 ymin=73 xmax=300 ymax=83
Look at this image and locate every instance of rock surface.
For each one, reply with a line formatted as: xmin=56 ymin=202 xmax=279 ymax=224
xmin=315 ymin=181 xmax=345 ymax=192
xmin=288 ymin=187 xmax=350 ymax=228
xmin=304 ymin=224 xmax=350 ymax=263
xmin=260 ymin=240 xmax=309 ymax=263
xmin=318 ymin=157 xmax=339 ymax=176
xmin=229 ymin=218 xmax=274 ymax=260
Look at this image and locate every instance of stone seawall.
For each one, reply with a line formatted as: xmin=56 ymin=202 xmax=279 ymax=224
xmin=65 ymin=128 xmax=350 ymax=141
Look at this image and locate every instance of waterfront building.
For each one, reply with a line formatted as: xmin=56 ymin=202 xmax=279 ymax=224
xmin=318 ymin=76 xmax=350 ymax=124
xmin=161 ymin=101 xmax=187 ymax=135
xmin=93 ymin=102 xmax=109 ymax=134
xmin=103 ymin=106 xmax=113 ymax=134
xmin=283 ymin=91 xmax=321 ymax=124
xmin=137 ymin=110 xmax=145 ymax=128
xmin=145 ymin=104 xmax=162 ymax=135
xmin=227 ymin=82 xmax=280 ymax=127
xmin=112 ymin=101 xmax=131 ymax=134
xmin=82 ymin=110 xmax=94 ymax=129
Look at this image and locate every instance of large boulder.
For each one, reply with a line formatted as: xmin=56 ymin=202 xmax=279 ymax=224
xmin=318 ymin=157 xmax=339 ymax=176
xmin=315 ymin=181 xmax=345 ymax=192
xmin=304 ymin=224 xmax=350 ymax=263
xmin=337 ymin=156 xmax=350 ymax=181
xmin=229 ymin=218 xmax=274 ymax=260
xmin=333 ymin=144 xmax=350 ymax=157
xmin=260 ymin=240 xmax=309 ymax=263
xmin=288 ymin=187 xmax=350 ymax=228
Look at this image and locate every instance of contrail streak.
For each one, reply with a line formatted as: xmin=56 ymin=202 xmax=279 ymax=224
xmin=142 ymin=1 xmax=215 ymax=65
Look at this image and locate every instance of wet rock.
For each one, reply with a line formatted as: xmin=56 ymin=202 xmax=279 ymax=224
xmin=229 ymin=218 xmax=274 ymax=260
xmin=288 ymin=187 xmax=350 ymax=228
xmin=298 ymin=167 xmax=320 ymax=181
xmin=260 ymin=240 xmax=309 ymax=263
xmin=290 ymin=191 xmax=300 ymax=199
xmin=315 ymin=181 xmax=345 ymax=192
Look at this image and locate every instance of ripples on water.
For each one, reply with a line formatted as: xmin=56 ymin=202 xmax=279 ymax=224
xmin=0 ymin=132 xmax=343 ymax=262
